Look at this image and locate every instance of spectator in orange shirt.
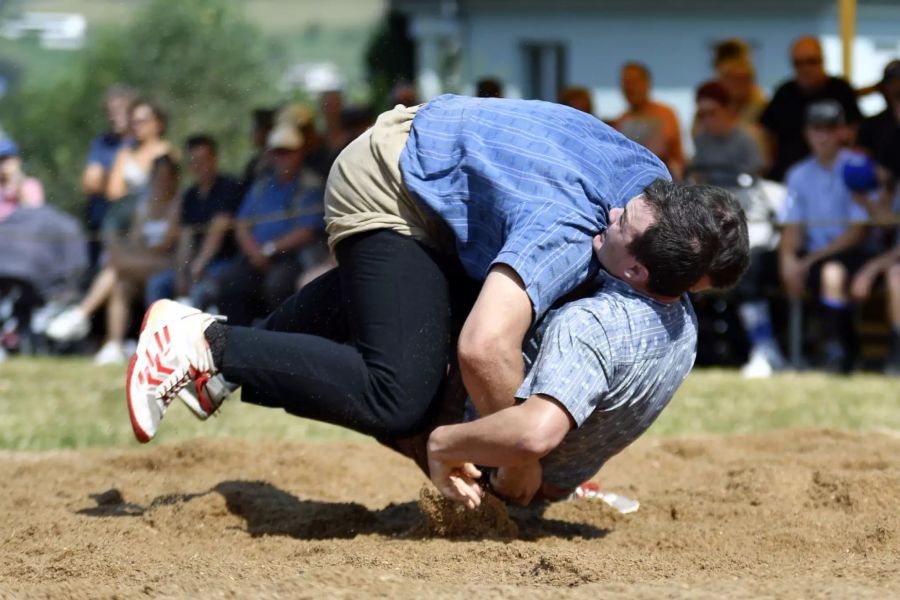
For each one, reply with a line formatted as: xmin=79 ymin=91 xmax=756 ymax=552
xmin=615 ymin=62 xmax=685 ymax=180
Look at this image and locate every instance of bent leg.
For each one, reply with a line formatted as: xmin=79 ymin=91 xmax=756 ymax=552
xmin=220 ymin=230 xmax=453 ymax=438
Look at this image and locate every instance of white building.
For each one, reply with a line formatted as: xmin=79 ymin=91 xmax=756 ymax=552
xmin=392 ymin=0 xmax=900 ymax=139
xmin=1 ymin=12 xmax=86 ymax=50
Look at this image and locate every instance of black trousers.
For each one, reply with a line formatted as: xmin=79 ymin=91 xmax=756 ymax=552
xmin=220 ymin=230 xmax=479 ymax=439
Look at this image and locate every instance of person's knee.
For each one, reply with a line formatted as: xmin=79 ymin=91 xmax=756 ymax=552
xmin=886 ymin=263 xmax=900 ymax=292
xmin=820 ymin=260 xmax=848 ymax=299
xmin=367 ymin=372 xmax=435 ymax=438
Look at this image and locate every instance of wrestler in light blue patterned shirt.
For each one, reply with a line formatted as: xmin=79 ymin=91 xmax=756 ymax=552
xmin=516 ymin=269 xmax=698 ymax=490
xmin=400 ymin=94 xmax=669 ymax=318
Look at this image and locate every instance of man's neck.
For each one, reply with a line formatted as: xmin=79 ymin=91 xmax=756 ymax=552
xmin=815 ymin=151 xmax=839 ymax=169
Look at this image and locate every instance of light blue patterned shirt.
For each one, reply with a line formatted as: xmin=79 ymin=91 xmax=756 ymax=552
xmin=517 ymin=270 xmax=697 ymax=489
xmin=400 ymin=94 xmax=669 ymax=318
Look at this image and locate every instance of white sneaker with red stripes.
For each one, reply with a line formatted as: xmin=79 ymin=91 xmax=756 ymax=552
xmin=126 ymin=299 xmax=220 ymax=443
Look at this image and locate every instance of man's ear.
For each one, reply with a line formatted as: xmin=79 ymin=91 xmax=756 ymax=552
xmin=623 ymin=261 xmax=649 ymax=286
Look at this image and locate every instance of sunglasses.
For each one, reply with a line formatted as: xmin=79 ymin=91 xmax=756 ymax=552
xmin=793 ymin=57 xmax=822 ymax=67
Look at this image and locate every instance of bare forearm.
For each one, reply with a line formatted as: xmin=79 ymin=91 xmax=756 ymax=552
xmin=803 ymin=226 xmax=865 ymax=265
xmin=429 ymin=409 xmax=544 ymax=467
xmin=460 ymin=345 xmax=524 ymax=416
xmin=272 ymin=227 xmax=317 ymax=252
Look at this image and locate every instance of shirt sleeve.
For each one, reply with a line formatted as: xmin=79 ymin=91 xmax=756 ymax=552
xmin=779 ymin=171 xmax=804 ymax=224
xmin=293 ymin=189 xmax=325 ymax=230
xmin=515 ymin=306 xmax=613 ymax=427
xmin=85 ymin=137 xmax=105 ymax=166
xmin=492 ymin=218 xmax=597 ymax=319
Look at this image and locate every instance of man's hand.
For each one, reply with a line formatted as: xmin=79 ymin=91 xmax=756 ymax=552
xmin=427 ymin=454 xmax=484 ymax=509
xmin=491 ymin=462 xmax=543 ymax=506
xmin=248 ymin=251 xmax=270 ymax=272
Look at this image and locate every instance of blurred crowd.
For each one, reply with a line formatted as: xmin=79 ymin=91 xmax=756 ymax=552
xmin=0 ymin=34 xmax=898 ymax=377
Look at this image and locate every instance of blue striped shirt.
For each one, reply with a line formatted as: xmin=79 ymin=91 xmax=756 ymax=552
xmin=400 ymin=94 xmax=669 ymax=318
xmin=518 ymin=270 xmax=697 ymax=489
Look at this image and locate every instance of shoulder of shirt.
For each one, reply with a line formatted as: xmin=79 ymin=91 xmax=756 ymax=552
xmin=785 ymin=157 xmax=816 ymax=183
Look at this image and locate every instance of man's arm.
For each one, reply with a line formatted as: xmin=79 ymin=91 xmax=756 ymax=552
xmin=427 ymin=394 xmax=574 ymax=508
xmin=457 ymin=264 xmax=533 ymax=417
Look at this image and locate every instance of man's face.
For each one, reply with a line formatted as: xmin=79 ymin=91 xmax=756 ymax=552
xmin=189 ymin=145 xmax=217 ymax=181
xmin=105 ymin=95 xmax=132 ymax=135
xmin=791 ymin=40 xmax=826 ymax=90
xmin=883 ymin=79 xmax=900 ymax=113
xmin=805 ymin=124 xmax=842 ymax=159
xmin=697 ymin=98 xmax=732 ymax=137
xmin=720 ymin=64 xmax=754 ymax=103
xmin=594 ymin=196 xmax=656 ymax=284
xmin=621 ymin=67 xmax=650 ymax=108
xmin=271 ymin=147 xmax=303 ymax=178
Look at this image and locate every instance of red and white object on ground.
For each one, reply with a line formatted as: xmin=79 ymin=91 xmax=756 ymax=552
xmin=570 ymin=481 xmax=640 ymax=514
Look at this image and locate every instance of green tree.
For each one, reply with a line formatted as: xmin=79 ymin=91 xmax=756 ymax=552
xmin=1 ymin=0 xmax=278 ymax=214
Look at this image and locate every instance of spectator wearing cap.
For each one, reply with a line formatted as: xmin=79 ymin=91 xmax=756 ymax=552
xmin=0 ymin=138 xmax=44 ymax=222
xmin=614 ymin=62 xmax=685 ymax=180
xmin=144 ymin=134 xmax=243 ymax=308
xmin=216 ymin=105 xmax=327 ymax=326
xmin=760 ymin=36 xmax=862 ymax=182
xmin=778 ymin=100 xmax=871 ymax=373
xmin=81 ymin=85 xmax=137 ymax=270
xmin=690 ymin=80 xmax=764 ymax=187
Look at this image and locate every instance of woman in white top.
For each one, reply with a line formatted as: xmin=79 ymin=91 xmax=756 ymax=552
xmin=47 ymin=156 xmax=182 ymax=364
xmin=102 ymin=100 xmax=172 ymax=239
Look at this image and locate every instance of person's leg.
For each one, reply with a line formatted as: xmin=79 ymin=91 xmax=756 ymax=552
xmin=737 ymin=249 xmax=785 ymax=377
xmin=79 ymin=266 xmax=118 ymax=315
xmin=885 ymin=262 xmax=900 ymax=374
xmin=261 ymin=257 xmax=305 ymax=315
xmin=219 ymin=230 xmax=453 ymax=438
xmin=215 ymin=259 xmax=263 ymax=327
xmin=107 ymin=276 xmax=132 ymax=346
xmin=817 ymin=259 xmax=855 ymax=372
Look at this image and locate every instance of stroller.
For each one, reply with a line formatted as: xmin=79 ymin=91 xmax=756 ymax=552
xmin=0 ymin=205 xmax=87 ymax=358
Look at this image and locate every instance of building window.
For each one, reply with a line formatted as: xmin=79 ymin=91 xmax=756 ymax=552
xmin=522 ymin=42 xmax=566 ymax=101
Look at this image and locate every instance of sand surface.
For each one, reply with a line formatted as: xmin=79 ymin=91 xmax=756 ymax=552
xmin=2 ymin=429 xmax=898 ymax=598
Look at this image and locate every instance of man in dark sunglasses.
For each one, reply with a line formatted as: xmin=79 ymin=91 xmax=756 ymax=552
xmin=760 ymin=35 xmax=862 ymax=182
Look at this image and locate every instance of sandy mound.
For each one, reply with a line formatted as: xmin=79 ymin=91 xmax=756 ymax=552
xmin=0 ymin=430 xmax=898 ymax=598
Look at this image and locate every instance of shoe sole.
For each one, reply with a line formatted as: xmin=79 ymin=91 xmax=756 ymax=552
xmin=125 ymin=300 xmax=165 ymax=444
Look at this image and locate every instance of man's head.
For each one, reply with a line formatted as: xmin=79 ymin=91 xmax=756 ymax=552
xmin=879 ymin=60 xmax=900 ymax=114
xmin=558 ymin=86 xmax=594 ymax=114
xmin=718 ymin=58 xmax=756 ymax=105
xmin=791 ymin=36 xmax=827 ymax=91
xmin=476 ymin=77 xmax=504 ymax=99
xmin=804 ymin=100 xmax=845 ymax=162
xmin=185 ymin=134 xmax=218 ymax=182
xmin=267 ymin=103 xmax=314 ymax=181
xmin=104 ymin=85 xmax=137 ymax=136
xmin=689 ymin=187 xmax=750 ymax=292
xmin=696 ymin=80 xmax=735 ymax=137
xmin=620 ymin=62 xmax=652 ymax=110
xmin=594 ymin=180 xmax=747 ymax=298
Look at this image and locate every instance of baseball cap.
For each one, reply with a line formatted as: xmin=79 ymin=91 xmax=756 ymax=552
xmin=805 ymin=100 xmax=845 ymax=127
xmin=881 ymin=60 xmax=900 ymax=86
xmin=266 ymin=123 xmax=303 ymax=150
xmin=0 ymin=137 xmax=19 ymax=157
xmin=266 ymin=103 xmax=315 ymax=151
